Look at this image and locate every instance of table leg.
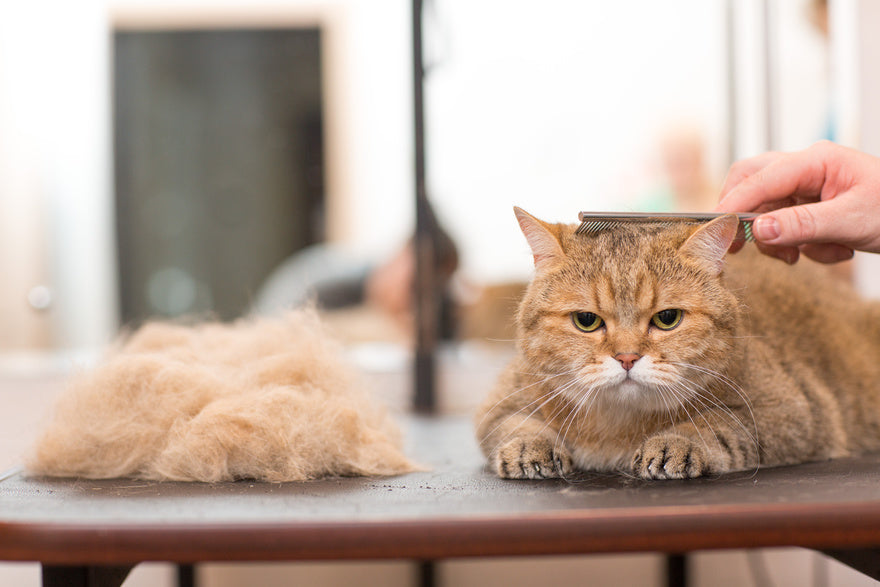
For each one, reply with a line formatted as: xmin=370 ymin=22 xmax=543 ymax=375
xmin=665 ymin=554 xmax=687 ymax=587
xmin=417 ymin=560 xmax=436 ymax=587
xmin=177 ymin=563 xmax=196 ymax=587
xmin=41 ymin=564 xmax=133 ymax=587
xmin=822 ymin=549 xmax=880 ymax=581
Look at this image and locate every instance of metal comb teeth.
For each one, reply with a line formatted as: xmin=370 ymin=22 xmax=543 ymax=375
xmin=576 ymin=219 xmax=620 ymax=233
xmin=575 ymin=212 xmax=758 ymax=242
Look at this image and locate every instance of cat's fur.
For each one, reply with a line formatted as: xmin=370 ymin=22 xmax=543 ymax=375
xmin=476 ymin=208 xmax=880 ymax=480
xmin=29 ymin=310 xmax=417 ymax=482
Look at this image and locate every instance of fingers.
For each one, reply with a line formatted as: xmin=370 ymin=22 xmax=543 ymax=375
xmin=755 ymin=241 xmax=799 ymax=265
xmin=750 ymin=242 xmax=853 ymax=265
xmin=751 ymin=204 xmax=826 ymax=245
xmin=716 ymin=142 xmax=846 ymax=214
xmin=800 ymin=243 xmax=854 ymax=264
xmin=716 ymin=142 xmax=880 ymax=261
xmin=719 ymin=151 xmax=782 ymax=200
xmin=752 ymin=198 xmax=858 ymax=249
xmin=748 ymin=198 xmax=866 ymax=262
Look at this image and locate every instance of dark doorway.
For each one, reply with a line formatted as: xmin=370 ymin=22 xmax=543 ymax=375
xmin=114 ymin=28 xmax=324 ymax=325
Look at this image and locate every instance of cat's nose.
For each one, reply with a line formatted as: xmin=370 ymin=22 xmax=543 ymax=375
xmin=614 ymin=353 xmax=641 ymax=371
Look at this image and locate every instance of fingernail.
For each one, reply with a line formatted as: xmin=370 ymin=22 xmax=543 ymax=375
xmin=753 ymin=216 xmax=780 ymax=242
xmin=780 ymin=250 xmax=798 ymax=265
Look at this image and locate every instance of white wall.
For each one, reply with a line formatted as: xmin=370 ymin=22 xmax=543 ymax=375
xmin=0 ymin=0 xmax=836 ymax=349
xmin=427 ymin=0 xmax=728 ymax=281
xmin=840 ymin=0 xmax=880 ymax=298
xmin=0 ymin=0 xmax=115 ymax=350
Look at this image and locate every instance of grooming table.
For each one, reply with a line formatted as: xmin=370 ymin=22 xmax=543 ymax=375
xmin=2 ymin=415 xmax=880 ymax=586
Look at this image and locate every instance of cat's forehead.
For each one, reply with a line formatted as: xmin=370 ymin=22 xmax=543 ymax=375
xmin=563 ymin=221 xmax=693 ymax=260
xmin=551 ymin=222 xmax=705 ymax=307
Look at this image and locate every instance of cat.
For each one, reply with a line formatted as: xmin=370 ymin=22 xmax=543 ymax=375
xmin=476 ymin=207 xmax=880 ymax=480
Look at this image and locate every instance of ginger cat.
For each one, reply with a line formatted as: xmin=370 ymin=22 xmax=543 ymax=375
xmin=476 ymin=208 xmax=880 ymax=480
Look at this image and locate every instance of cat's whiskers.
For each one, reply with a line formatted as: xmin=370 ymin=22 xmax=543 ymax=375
xmin=481 ymin=372 xmax=583 ymax=448
xmin=553 ymin=379 xmax=602 ymax=457
xmin=548 ymin=390 xmax=587 ymax=454
xmin=638 ymin=359 xmax=760 ymax=471
xmin=553 ymin=387 xmax=597 ymax=480
xmin=669 ymin=361 xmax=758 ymax=438
xmin=659 ymin=364 xmax=756 ymax=436
xmin=661 ymin=366 xmax=761 ymax=470
xmin=475 ymin=367 xmax=580 ymax=437
xmin=657 ymin=381 xmax=719 ymax=454
xmin=689 ymin=390 xmax=760 ymax=464
xmin=481 ymin=387 xmax=564 ymax=447
xmin=491 ymin=377 xmax=591 ymax=459
xmin=487 ymin=371 xmax=605 ymax=477
xmin=673 ymin=380 xmax=760 ymax=476
xmin=547 ymin=377 xmax=615 ymax=481
xmin=518 ymin=365 xmax=607 ymax=433
xmin=652 ymin=382 xmax=680 ymax=426
xmin=536 ymin=377 xmax=587 ymax=438
xmin=577 ymin=377 xmax=607 ymax=427
xmin=687 ymin=386 xmax=757 ymax=446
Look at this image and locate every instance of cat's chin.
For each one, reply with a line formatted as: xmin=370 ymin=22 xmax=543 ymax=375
xmin=614 ymin=379 xmax=647 ymax=399
xmin=607 ymin=379 xmax=668 ymax=413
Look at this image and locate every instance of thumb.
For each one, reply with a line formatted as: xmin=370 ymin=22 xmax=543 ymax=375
xmin=751 ymin=204 xmax=826 ymax=247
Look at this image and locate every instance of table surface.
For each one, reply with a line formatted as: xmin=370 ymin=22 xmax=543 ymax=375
xmin=3 ymin=415 xmax=880 ymax=565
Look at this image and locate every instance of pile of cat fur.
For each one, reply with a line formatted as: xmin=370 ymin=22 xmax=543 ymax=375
xmin=28 ymin=310 xmax=418 ymax=482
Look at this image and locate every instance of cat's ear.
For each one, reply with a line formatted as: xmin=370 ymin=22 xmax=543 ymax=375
xmin=678 ymin=214 xmax=739 ymax=275
xmin=514 ymin=206 xmax=564 ymax=271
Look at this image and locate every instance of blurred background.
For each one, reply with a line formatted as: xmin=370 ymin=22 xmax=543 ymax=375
xmin=3 ymin=0 xmax=880 ymax=585
xmin=2 ymin=0 xmax=870 ymax=357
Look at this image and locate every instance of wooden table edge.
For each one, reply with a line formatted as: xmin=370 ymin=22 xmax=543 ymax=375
xmin=3 ymin=500 xmax=880 ymax=564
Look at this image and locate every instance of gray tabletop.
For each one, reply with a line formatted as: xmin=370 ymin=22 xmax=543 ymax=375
xmin=2 ymin=416 xmax=880 ymax=564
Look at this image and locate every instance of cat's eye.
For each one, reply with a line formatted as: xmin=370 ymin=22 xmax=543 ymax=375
xmin=572 ymin=312 xmax=604 ymax=333
xmin=652 ymin=309 xmax=683 ymax=330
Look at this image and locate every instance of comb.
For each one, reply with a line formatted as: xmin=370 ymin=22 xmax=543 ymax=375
xmin=576 ymin=211 xmax=758 ymax=242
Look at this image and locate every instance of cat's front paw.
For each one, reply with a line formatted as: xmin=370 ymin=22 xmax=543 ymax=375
xmin=633 ymin=434 xmax=714 ymax=480
xmin=492 ymin=437 xmax=573 ymax=479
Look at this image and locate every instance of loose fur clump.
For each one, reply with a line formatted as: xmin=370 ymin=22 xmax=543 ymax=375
xmin=476 ymin=207 xmax=880 ymax=480
xmin=28 ymin=310 xmax=418 ymax=482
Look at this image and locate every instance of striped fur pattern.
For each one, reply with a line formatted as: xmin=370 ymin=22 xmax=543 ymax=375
xmin=476 ymin=207 xmax=880 ymax=480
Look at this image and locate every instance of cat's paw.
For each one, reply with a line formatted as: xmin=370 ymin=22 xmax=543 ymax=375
xmin=632 ymin=434 xmax=712 ymax=480
xmin=492 ymin=437 xmax=573 ymax=479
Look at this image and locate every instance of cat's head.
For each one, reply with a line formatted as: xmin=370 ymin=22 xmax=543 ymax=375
xmin=514 ymin=207 xmax=742 ymax=414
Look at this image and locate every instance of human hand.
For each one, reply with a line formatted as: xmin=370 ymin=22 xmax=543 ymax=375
xmin=715 ymin=141 xmax=880 ymax=263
